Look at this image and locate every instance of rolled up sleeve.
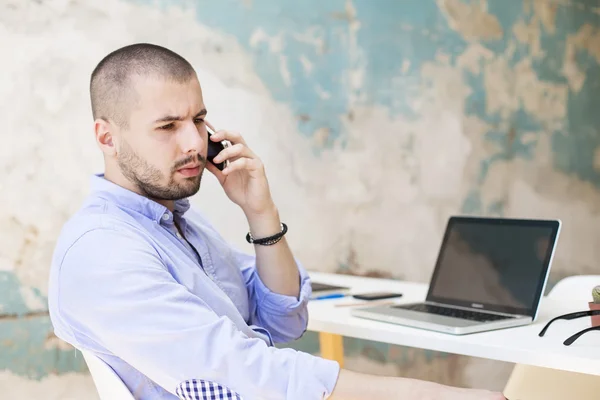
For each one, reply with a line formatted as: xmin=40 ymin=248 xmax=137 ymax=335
xmin=235 ymin=248 xmax=313 ymax=343
xmin=57 ymin=229 xmax=339 ymax=400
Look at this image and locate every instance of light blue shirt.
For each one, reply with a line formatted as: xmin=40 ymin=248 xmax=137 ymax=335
xmin=48 ymin=174 xmax=340 ymax=399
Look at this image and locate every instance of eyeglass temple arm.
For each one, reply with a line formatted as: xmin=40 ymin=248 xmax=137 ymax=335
xmin=564 ymin=325 xmax=600 ymax=346
xmin=538 ymin=310 xmax=598 ymax=337
xmin=539 ymin=315 xmax=564 ymax=337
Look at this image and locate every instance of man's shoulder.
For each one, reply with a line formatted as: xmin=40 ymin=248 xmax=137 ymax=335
xmin=53 ymin=197 xmax=149 ymax=260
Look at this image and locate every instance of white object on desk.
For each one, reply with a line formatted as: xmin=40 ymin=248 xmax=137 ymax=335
xmin=307 ymin=272 xmax=600 ymax=377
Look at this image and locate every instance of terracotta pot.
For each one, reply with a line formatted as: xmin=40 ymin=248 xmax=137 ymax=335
xmin=589 ymin=302 xmax=600 ymax=327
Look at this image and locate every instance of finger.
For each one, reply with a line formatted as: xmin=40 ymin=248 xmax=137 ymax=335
xmin=213 ymin=143 xmax=255 ymax=164
xmin=210 ymin=129 xmax=247 ymax=146
xmin=222 ymin=157 xmax=262 ymax=176
xmin=204 ymin=160 xmax=226 ymax=184
xmin=204 ymin=120 xmax=224 ymax=142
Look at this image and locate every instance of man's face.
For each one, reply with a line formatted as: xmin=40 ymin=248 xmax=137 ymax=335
xmin=116 ymin=75 xmax=208 ymax=201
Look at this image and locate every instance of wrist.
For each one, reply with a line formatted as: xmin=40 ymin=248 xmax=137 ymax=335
xmin=244 ymin=204 xmax=281 ymax=238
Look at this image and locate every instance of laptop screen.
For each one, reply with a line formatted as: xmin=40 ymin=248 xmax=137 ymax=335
xmin=426 ymin=217 xmax=560 ymax=317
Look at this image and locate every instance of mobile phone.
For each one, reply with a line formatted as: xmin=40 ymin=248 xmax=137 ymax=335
xmin=352 ymin=292 xmax=403 ymax=301
xmin=206 ymin=125 xmax=231 ymax=171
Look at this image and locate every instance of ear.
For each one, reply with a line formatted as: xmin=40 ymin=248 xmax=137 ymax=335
xmin=94 ymin=118 xmax=118 ymax=156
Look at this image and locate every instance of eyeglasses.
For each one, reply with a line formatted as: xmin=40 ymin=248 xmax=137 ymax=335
xmin=538 ymin=310 xmax=600 ymax=346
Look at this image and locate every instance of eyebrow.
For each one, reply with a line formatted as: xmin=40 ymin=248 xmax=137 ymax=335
xmin=154 ymin=108 xmax=207 ymax=124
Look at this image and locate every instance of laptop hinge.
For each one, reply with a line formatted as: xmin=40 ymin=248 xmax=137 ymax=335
xmin=425 ymin=301 xmax=528 ymax=318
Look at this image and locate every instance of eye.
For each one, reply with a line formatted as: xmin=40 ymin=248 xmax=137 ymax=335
xmin=159 ymin=123 xmax=175 ymax=130
xmin=194 ymin=118 xmax=205 ymax=125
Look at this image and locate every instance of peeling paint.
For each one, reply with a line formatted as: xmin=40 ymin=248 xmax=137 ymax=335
xmin=563 ymin=23 xmax=600 ymax=92
xmin=0 ymin=318 xmax=87 ymax=379
xmin=568 ymin=23 xmax=600 ymax=64
xmin=438 ymin=0 xmax=504 ymax=41
xmin=534 ymin=0 xmax=558 ymax=34
xmin=456 ymin=43 xmax=495 ymax=74
xmin=513 ymin=18 xmax=544 ymax=59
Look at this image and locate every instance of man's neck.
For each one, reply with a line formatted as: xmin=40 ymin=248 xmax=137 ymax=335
xmin=103 ymin=169 xmax=175 ymax=212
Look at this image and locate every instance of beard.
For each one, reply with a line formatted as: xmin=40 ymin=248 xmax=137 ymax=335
xmin=117 ymin=139 xmax=205 ymax=201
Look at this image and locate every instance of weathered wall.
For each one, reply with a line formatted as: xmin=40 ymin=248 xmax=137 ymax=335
xmin=2 ymin=0 xmax=600 ymax=397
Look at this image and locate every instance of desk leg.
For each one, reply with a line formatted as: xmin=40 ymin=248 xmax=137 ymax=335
xmin=319 ymin=332 xmax=344 ymax=367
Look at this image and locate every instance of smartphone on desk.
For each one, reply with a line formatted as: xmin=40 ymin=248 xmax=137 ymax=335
xmin=352 ymin=292 xmax=403 ymax=301
xmin=206 ymin=125 xmax=231 ymax=171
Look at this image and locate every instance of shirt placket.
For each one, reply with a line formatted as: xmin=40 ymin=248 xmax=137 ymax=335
xmin=162 ymin=212 xmax=208 ymax=275
xmin=182 ymin=220 xmax=232 ymax=296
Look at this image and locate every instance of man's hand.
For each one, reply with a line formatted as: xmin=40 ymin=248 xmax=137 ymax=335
xmin=329 ymin=369 xmax=506 ymax=400
xmin=204 ymin=122 xmax=275 ymax=220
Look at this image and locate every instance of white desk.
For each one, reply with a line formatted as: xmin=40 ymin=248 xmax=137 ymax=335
xmin=306 ymin=272 xmax=600 ymax=376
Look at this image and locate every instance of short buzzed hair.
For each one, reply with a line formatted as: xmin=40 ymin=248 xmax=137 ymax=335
xmin=90 ymin=43 xmax=197 ymax=127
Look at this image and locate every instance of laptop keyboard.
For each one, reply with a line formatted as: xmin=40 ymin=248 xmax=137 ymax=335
xmin=394 ymin=303 xmax=513 ymax=322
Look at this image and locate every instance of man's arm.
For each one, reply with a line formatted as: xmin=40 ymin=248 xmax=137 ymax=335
xmin=191 ymin=208 xmax=311 ymax=343
xmin=206 ymin=125 xmax=302 ymax=299
xmin=329 ymin=370 xmax=506 ymax=400
xmin=245 ymin=206 xmax=300 ymax=297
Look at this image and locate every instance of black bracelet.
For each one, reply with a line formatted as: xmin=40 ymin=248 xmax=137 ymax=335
xmin=246 ymin=223 xmax=288 ymax=246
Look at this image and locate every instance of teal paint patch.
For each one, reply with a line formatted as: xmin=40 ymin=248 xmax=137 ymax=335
xmin=552 ymin=41 xmax=600 ymax=186
xmin=483 ymin=1 xmax=600 ymax=190
xmin=193 ymin=0 xmax=353 ymax=145
xmin=0 ymin=272 xmax=46 ymax=316
xmin=533 ymin=2 xmax=600 ymax=188
xmin=483 ymin=0 xmax=524 ymax=56
xmin=131 ymin=0 xmax=352 ymax=145
xmin=456 ymin=0 xmax=600 ymax=203
xmin=487 ymin=200 xmax=505 ymax=216
xmin=352 ymin=0 xmax=467 ymax=117
xmin=461 ymin=189 xmax=482 ymax=214
xmin=0 ymin=317 xmax=87 ymax=379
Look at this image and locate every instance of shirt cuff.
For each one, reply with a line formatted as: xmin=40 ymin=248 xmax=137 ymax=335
xmin=254 ymin=258 xmax=311 ymax=315
xmin=289 ymin=351 xmax=340 ymax=400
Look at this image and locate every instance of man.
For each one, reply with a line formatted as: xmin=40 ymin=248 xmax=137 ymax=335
xmin=47 ymin=43 xmax=505 ymax=400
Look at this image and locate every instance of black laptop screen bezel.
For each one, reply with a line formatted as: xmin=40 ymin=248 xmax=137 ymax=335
xmin=425 ymin=216 xmax=560 ymax=317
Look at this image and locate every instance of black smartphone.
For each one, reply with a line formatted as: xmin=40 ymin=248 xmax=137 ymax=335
xmin=206 ymin=125 xmax=231 ymax=171
xmin=352 ymin=292 xmax=403 ymax=301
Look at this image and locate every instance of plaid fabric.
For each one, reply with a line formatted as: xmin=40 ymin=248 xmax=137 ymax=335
xmin=176 ymin=379 xmax=244 ymax=400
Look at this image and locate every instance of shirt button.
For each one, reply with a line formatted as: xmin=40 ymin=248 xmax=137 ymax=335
xmin=162 ymin=213 xmax=170 ymax=221
xmin=176 ymin=232 xmax=182 ymax=238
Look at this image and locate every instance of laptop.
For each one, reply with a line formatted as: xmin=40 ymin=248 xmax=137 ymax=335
xmin=352 ymin=216 xmax=561 ymax=335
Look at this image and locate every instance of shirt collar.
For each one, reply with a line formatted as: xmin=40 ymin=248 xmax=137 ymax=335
xmin=90 ymin=173 xmax=191 ymax=223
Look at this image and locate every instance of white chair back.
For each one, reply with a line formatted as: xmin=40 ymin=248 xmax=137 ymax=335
xmin=81 ymin=349 xmax=135 ymax=400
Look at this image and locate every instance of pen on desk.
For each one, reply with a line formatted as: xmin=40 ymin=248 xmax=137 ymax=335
xmin=313 ymin=293 xmax=347 ymax=300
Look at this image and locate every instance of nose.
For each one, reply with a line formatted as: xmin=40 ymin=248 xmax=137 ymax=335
xmin=178 ymin=120 xmax=205 ymax=155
